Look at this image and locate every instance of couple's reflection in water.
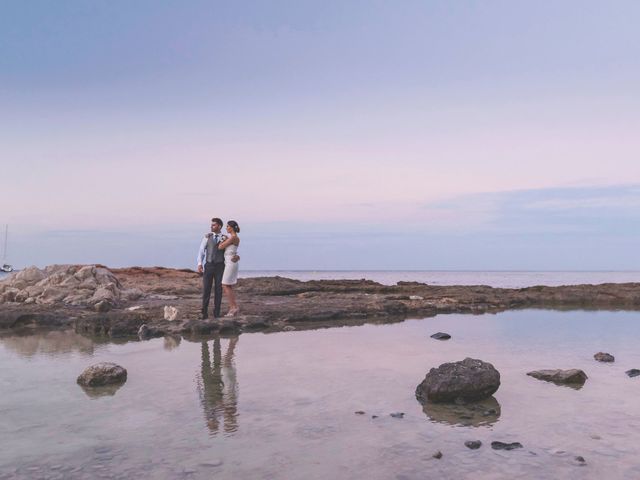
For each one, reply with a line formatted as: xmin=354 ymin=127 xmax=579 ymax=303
xmin=197 ymin=335 xmax=239 ymax=436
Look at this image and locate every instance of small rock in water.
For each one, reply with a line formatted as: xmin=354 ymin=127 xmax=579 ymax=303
xmin=527 ymin=369 xmax=587 ymax=385
xmin=354 ymin=411 xmax=365 ymax=415
xmin=626 ymin=369 xmax=640 ymax=378
xmin=430 ymin=332 xmax=451 ymax=340
xmin=390 ymin=412 xmax=405 ymax=418
xmin=590 ymin=434 xmax=602 ymax=440
xmin=416 ymin=358 xmax=501 ymax=403
xmin=77 ymin=362 xmax=127 ymax=387
xmin=574 ymin=456 xmax=586 ymax=465
xmin=491 ymin=441 xmax=523 ymax=451
xmin=199 ymin=460 xmax=223 ymax=468
xmin=432 ymin=451 xmax=443 ymax=459
xmin=464 ymin=440 xmax=482 ymax=450
xmin=594 ymin=352 xmax=615 ymax=362
xmin=371 ymin=415 xmax=379 ymax=419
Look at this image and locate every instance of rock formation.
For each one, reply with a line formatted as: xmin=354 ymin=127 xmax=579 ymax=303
xmin=415 ymin=358 xmax=500 ymax=403
xmin=77 ymin=362 xmax=127 ymax=387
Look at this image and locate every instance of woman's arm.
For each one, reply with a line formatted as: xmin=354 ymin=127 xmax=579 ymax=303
xmin=218 ymin=236 xmax=236 ymax=249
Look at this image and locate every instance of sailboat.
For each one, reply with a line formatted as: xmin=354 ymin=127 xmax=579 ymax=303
xmin=2 ymin=225 xmax=13 ymax=273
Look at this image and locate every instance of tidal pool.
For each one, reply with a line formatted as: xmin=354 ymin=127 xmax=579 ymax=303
xmin=1 ymin=310 xmax=640 ymax=479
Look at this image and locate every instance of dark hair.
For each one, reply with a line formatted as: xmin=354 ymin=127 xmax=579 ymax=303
xmin=227 ymin=220 xmax=240 ymax=233
xmin=211 ymin=217 xmax=223 ymax=227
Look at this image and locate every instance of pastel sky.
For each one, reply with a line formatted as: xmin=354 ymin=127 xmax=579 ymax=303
xmin=1 ymin=1 xmax=639 ymax=270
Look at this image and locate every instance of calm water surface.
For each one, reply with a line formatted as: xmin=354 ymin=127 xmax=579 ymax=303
xmin=2 ymin=310 xmax=640 ymax=479
xmin=241 ymin=270 xmax=640 ymax=288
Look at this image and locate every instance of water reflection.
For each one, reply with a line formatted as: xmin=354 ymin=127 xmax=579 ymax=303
xmin=0 ymin=329 xmax=95 ymax=357
xmin=79 ymin=382 xmax=125 ymax=399
xmin=197 ymin=336 xmax=239 ymax=436
xmin=163 ymin=334 xmax=181 ymax=351
xmin=420 ymin=396 xmax=501 ymax=427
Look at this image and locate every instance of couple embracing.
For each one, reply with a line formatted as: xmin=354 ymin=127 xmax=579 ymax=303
xmin=197 ymin=217 xmax=241 ymax=319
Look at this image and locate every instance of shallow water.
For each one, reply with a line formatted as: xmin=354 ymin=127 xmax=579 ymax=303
xmin=2 ymin=310 xmax=640 ymax=479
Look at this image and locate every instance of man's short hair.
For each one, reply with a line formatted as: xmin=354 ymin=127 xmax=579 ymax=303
xmin=211 ymin=217 xmax=223 ymax=227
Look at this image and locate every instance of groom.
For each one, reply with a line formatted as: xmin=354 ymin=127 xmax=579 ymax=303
xmin=197 ymin=217 xmax=239 ymax=319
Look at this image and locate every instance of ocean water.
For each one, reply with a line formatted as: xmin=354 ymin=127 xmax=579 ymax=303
xmin=240 ymin=270 xmax=640 ymax=288
xmin=2 ymin=310 xmax=640 ymax=479
xmin=3 ymin=270 xmax=640 ymax=289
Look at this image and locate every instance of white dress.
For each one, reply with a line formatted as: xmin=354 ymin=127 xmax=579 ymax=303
xmin=221 ymin=243 xmax=239 ymax=285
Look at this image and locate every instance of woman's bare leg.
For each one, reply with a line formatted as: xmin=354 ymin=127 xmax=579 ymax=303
xmin=223 ymin=285 xmax=238 ymax=314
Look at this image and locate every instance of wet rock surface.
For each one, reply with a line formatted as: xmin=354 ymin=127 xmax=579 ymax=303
xmin=625 ymin=369 xmax=640 ymax=378
xmin=464 ymin=440 xmax=482 ymax=449
xmin=3 ymin=265 xmax=640 ymax=337
xmin=527 ymin=369 xmax=588 ymax=385
xmin=491 ymin=441 xmax=523 ymax=451
xmin=77 ymin=362 xmax=127 ymax=387
xmin=430 ymin=332 xmax=451 ymax=340
xmin=594 ymin=352 xmax=615 ymax=362
xmin=415 ymin=358 xmax=500 ymax=403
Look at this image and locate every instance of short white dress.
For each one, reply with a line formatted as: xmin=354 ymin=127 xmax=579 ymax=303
xmin=222 ymin=243 xmax=239 ymax=285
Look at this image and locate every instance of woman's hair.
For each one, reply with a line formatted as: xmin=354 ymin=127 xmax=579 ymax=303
xmin=227 ymin=220 xmax=240 ymax=233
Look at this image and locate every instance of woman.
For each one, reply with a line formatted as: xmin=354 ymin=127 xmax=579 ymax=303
xmin=218 ymin=220 xmax=240 ymax=316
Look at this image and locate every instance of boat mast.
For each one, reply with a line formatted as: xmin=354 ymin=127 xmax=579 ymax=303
xmin=2 ymin=225 xmax=7 ymax=263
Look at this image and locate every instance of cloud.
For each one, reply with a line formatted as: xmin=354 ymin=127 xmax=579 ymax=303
xmin=421 ymin=184 xmax=640 ymax=235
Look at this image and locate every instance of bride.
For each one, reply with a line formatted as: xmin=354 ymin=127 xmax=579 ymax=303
xmin=218 ymin=220 xmax=241 ymax=316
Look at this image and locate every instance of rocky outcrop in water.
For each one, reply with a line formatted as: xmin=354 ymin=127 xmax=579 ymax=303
xmin=77 ymin=362 xmax=127 ymax=387
xmin=527 ymin=369 xmax=588 ymax=385
xmin=415 ymin=358 xmax=501 ymax=403
xmin=625 ymin=369 xmax=640 ymax=378
xmin=4 ymin=265 xmax=640 ymax=336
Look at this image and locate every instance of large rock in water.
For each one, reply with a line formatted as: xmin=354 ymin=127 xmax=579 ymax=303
xmin=527 ymin=369 xmax=587 ymax=385
xmin=415 ymin=358 xmax=501 ymax=403
xmin=77 ymin=362 xmax=127 ymax=387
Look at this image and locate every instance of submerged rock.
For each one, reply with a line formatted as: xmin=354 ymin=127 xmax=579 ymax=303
xmin=527 ymin=369 xmax=587 ymax=385
xmin=594 ymin=352 xmax=615 ymax=362
xmin=416 ymin=358 xmax=500 ymax=403
xmin=420 ymin=396 xmax=501 ymax=427
xmin=432 ymin=451 xmax=443 ymax=459
xmin=491 ymin=441 xmax=522 ymax=451
xmin=430 ymin=332 xmax=451 ymax=340
xmin=625 ymin=369 xmax=640 ymax=378
xmin=465 ymin=440 xmax=482 ymax=450
xmin=77 ymin=362 xmax=127 ymax=387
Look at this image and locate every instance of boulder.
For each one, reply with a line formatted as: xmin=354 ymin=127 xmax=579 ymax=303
xmin=77 ymin=362 xmax=127 ymax=387
xmin=594 ymin=352 xmax=615 ymax=363
xmin=416 ymin=358 xmax=501 ymax=403
xmin=527 ymin=369 xmax=587 ymax=385
xmin=164 ymin=305 xmax=179 ymax=321
xmin=626 ymin=369 xmax=640 ymax=378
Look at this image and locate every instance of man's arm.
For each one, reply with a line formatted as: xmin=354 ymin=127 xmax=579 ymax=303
xmin=196 ymin=236 xmax=208 ymax=273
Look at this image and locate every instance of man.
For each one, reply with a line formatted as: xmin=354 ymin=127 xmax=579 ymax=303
xmin=197 ymin=218 xmax=239 ymax=319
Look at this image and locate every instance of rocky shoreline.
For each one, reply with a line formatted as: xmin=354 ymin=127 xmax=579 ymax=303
xmin=2 ymin=264 xmax=640 ymax=339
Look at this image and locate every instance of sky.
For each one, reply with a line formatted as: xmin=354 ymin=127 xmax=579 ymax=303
xmin=1 ymin=1 xmax=639 ymax=270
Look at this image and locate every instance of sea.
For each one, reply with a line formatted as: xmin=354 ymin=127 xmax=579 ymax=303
xmin=3 ymin=270 xmax=640 ymax=288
